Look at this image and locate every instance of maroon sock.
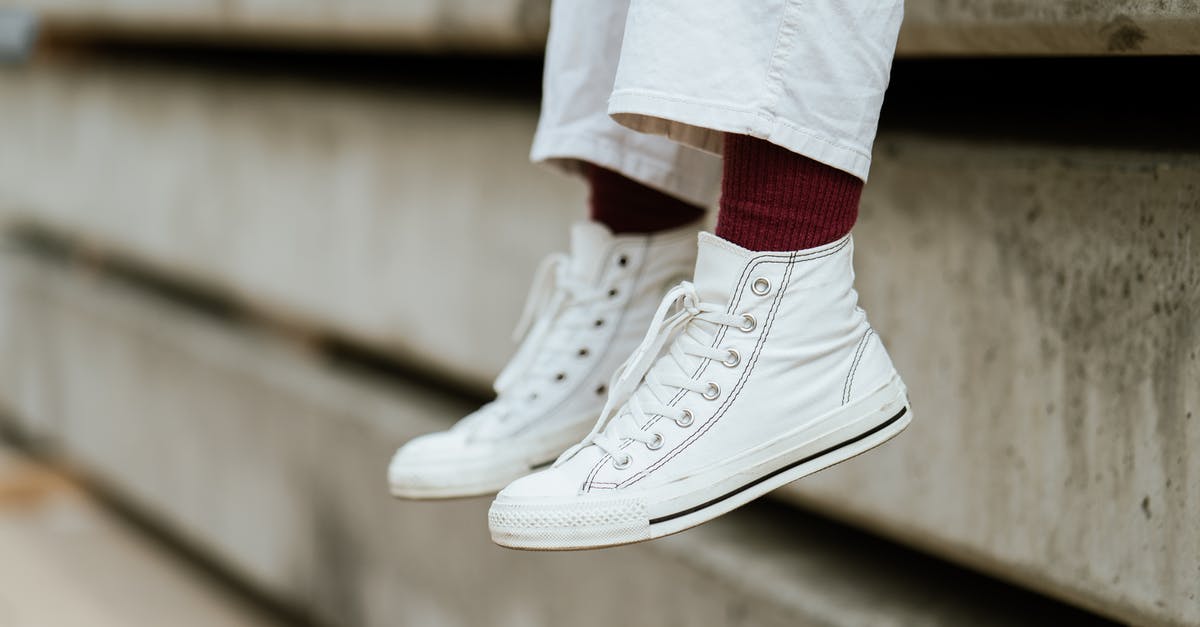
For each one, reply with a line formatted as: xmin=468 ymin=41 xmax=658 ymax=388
xmin=716 ymin=134 xmax=863 ymax=251
xmin=586 ymin=164 xmax=705 ymax=235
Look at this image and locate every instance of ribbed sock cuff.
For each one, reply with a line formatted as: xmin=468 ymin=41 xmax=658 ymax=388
xmin=716 ymin=134 xmax=863 ymax=252
xmin=586 ymin=164 xmax=706 ymax=235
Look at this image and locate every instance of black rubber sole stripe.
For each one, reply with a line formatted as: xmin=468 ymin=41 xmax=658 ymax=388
xmin=648 ymin=406 xmax=909 ymax=526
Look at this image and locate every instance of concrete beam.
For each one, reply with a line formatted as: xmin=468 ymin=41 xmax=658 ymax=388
xmin=0 ymin=446 xmax=283 ymax=627
xmin=5 ymin=1 xmax=551 ymax=53
xmin=0 ymin=247 xmax=1107 ymax=627
xmin=900 ymin=0 xmax=1200 ymax=55
xmin=0 ymin=60 xmax=583 ymax=390
xmin=5 ymin=0 xmax=1200 ymax=55
xmin=0 ymin=59 xmax=1196 ymax=625
xmin=801 ymin=135 xmax=1200 ymax=627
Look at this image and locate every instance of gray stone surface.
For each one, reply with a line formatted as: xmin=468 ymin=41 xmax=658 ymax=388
xmin=900 ymin=0 xmax=1200 ymax=55
xmin=0 ymin=446 xmax=284 ymax=627
xmin=8 ymin=0 xmax=551 ymax=52
xmin=6 ymin=0 xmax=1200 ymax=54
xmin=0 ymin=248 xmax=1104 ymax=627
xmin=0 ymin=60 xmax=584 ymax=390
xmin=1 ymin=60 xmax=1197 ymax=625
xmin=800 ymin=138 xmax=1200 ymax=627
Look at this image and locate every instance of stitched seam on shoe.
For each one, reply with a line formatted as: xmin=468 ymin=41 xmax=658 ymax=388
xmin=584 ymin=249 xmax=792 ymax=491
xmin=511 ymin=239 xmax=650 ymax=438
xmin=586 ymin=237 xmax=852 ymax=491
xmin=617 ymin=237 xmax=853 ymax=488
xmin=842 ymin=329 xmax=874 ymax=405
xmin=583 ymin=248 xmax=787 ymax=487
xmin=616 ymin=255 xmax=795 ymax=488
xmin=579 ymin=237 xmax=678 ymax=489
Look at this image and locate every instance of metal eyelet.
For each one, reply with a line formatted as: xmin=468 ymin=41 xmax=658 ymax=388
xmin=578 ymin=348 xmax=589 ymax=357
xmin=675 ymin=410 xmax=694 ymax=427
xmin=702 ymin=382 xmax=720 ymax=400
xmin=612 ymin=454 xmax=632 ymax=470
xmin=751 ymin=277 xmax=771 ymax=296
xmin=594 ymin=319 xmax=605 ymax=327
xmin=554 ymin=372 xmax=566 ymax=381
xmin=646 ymin=433 xmax=664 ymax=450
xmin=721 ymin=349 xmax=740 ymax=367
xmin=739 ymin=314 xmax=757 ymax=332
xmin=607 ymin=288 xmax=619 ymax=298
xmin=595 ymin=384 xmax=607 ymax=396
xmin=617 ymin=255 xmax=629 ymax=267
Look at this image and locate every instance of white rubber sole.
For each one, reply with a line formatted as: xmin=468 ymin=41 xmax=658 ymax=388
xmin=388 ymin=421 xmax=591 ymax=500
xmin=389 ymin=457 xmax=555 ymax=500
xmin=489 ymin=376 xmax=910 ymax=550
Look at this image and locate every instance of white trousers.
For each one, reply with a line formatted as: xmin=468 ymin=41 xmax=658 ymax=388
xmin=530 ymin=0 xmax=904 ymax=207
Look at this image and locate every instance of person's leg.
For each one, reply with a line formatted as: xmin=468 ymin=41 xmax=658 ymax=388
xmin=489 ymin=0 xmax=909 ymax=550
xmin=389 ymin=0 xmax=717 ymax=499
xmin=531 ymin=0 xmax=721 ymax=210
xmin=715 ymin=135 xmax=861 ymax=251
xmin=610 ymin=0 xmax=900 ymax=251
xmin=586 ymin=165 xmax=705 ymax=235
xmin=608 ymin=0 xmax=902 ymax=183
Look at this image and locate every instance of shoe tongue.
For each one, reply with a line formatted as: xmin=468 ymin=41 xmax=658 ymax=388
xmin=693 ymin=232 xmax=754 ymax=304
xmin=568 ymin=221 xmax=616 ymax=282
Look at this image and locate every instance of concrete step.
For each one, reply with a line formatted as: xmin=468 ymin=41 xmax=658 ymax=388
xmin=5 ymin=0 xmax=1200 ymax=55
xmin=1 ymin=55 xmax=1197 ymax=625
xmin=0 ymin=55 xmax=577 ymax=390
xmin=0 ymin=241 xmax=1116 ymax=627
xmin=0 ymin=445 xmax=285 ymax=627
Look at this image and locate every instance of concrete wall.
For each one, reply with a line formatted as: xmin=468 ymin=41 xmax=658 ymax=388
xmin=5 ymin=0 xmax=1200 ymax=54
xmin=0 ymin=60 xmax=582 ymax=389
xmin=0 ymin=247 xmax=1108 ymax=627
xmin=806 ymin=137 xmax=1200 ymax=626
xmin=901 ymin=0 xmax=1200 ymax=55
xmin=1 ymin=57 xmax=1197 ymax=625
xmin=2 ymin=0 xmax=552 ymax=52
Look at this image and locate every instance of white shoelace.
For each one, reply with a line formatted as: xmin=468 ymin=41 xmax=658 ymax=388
xmin=459 ymin=253 xmax=612 ymax=433
xmin=556 ymin=282 xmax=747 ymax=466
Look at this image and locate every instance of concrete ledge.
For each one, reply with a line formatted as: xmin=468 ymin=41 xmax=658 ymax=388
xmin=6 ymin=1 xmax=551 ymax=53
xmin=0 ymin=246 xmax=1113 ymax=627
xmin=0 ymin=59 xmax=582 ymax=390
xmin=7 ymin=0 xmax=1200 ymax=54
xmin=900 ymin=1 xmax=1200 ymax=55
xmin=804 ymin=136 xmax=1200 ymax=627
xmin=0 ymin=446 xmax=282 ymax=627
xmin=1 ymin=57 xmax=1197 ymax=626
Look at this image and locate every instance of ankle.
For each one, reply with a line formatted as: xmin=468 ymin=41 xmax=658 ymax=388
xmin=586 ymin=164 xmax=706 ymax=235
xmin=716 ymin=135 xmax=862 ymax=251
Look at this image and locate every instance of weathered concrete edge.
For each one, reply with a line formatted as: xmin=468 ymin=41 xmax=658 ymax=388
xmin=898 ymin=17 xmax=1200 ymax=56
xmin=0 ymin=245 xmax=1115 ymax=627
xmin=14 ymin=3 xmax=1200 ymax=55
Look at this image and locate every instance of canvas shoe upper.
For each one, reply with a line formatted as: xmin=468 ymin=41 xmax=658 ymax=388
xmin=488 ymin=232 xmax=911 ymax=548
xmin=388 ymin=220 xmax=698 ymax=498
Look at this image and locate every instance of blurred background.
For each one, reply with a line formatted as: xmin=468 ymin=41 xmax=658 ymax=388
xmin=0 ymin=2 xmax=1198 ymax=626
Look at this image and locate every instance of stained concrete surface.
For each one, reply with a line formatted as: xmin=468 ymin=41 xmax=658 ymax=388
xmin=0 ymin=57 xmax=578 ymax=389
xmin=6 ymin=0 xmax=1200 ymax=54
xmin=0 ymin=445 xmax=284 ymax=627
xmin=900 ymin=0 xmax=1200 ymax=55
xmin=0 ymin=56 xmax=1197 ymax=625
xmin=0 ymin=245 xmax=1118 ymax=627
xmin=796 ymin=138 xmax=1200 ymax=627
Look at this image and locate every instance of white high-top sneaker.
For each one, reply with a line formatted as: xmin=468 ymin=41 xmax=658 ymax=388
xmin=388 ymin=221 xmax=699 ymax=499
xmin=488 ymin=232 xmax=910 ymax=548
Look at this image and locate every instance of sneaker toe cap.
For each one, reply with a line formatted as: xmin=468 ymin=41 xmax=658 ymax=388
xmin=497 ymin=466 xmax=581 ymax=499
xmin=388 ymin=431 xmax=482 ymax=482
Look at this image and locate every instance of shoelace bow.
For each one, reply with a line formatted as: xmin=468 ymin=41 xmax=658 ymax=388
xmin=459 ymin=253 xmax=611 ymax=433
xmin=556 ymin=282 xmax=746 ymax=466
